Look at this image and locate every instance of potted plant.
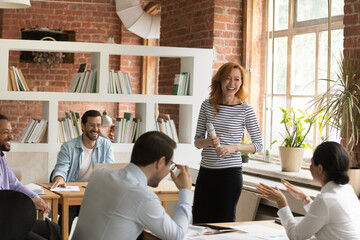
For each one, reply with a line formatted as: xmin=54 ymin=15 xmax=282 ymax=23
xmin=240 ymin=137 xmax=252 ymax=163
xmin=278 ymin=107 xmax=325 ymax=172
xmin=264 ymin=140 xmax=277 ymax=162
xmin=312 ymin=53 xmax=360 ymax=196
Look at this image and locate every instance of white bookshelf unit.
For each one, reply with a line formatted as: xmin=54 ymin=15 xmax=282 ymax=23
xmin=0 ymin=39 xmax=213 ymax=177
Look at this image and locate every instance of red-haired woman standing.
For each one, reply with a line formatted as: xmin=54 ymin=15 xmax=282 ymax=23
xmin=193 ymin=62 xmax=263 ymax=224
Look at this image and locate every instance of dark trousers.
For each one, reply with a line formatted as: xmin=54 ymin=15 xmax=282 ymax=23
xmin=192 ymin=167 xmax=243 ymax=224
xmin=58 ymin=205 xmax=81 ymax=234
xmin=25 ymin=220 xmax=60 ymax=240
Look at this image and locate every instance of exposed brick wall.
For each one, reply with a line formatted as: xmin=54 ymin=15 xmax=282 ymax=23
xmin=343 ymin=0 xmax=360 ymax=168
xmin=159 ymin=0 xmax=245 ymax=133
xmin=344 ymin=0 xmax=360 ymax=60
xmin=0 ymin=0 xmax=141 ymax=141
xmin=159 ymin=0 xmax=214 ymax=130
xmin=0 ymin=10 xmax=3 ymax=38
xmin=213 ymin=0 xmax=244 ymax=68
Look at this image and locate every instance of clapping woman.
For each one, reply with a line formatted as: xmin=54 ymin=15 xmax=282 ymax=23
xmin=256 ymin=141 xmax=360 ymax=240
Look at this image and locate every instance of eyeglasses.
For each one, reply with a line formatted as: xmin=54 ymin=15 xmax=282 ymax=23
xmin=170 ymin=161 xmax=178 ymax=171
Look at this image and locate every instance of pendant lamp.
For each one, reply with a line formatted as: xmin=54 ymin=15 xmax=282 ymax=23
xmin=0 ymin=0 xmax=31 ymax=8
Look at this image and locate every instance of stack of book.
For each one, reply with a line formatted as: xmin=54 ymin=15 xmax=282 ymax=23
xmin=173 ymin=72 xmax=190 ymax=96
xmin=20 ymin=119 xmax=48 ymax=143
xmin=113 ymin=112 xmax=142 ymax=143
xmin=8 ymin=66 xmax=30 ymax=91
xmin=155 ymin=114 xmax=179 ymax=143
xmin=108 ymin=70 xmax=132 ymax=94
xmin=57 ymin=111 xmax=82 ymax=143
xmin=68 ymin=69 xmax=97 ymax=93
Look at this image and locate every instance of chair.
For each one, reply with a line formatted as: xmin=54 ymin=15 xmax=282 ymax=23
xmin=0 ymin=190 xmax=36 ymax=240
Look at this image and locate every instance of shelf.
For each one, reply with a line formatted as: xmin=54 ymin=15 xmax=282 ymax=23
xmin=0 ymin=39 xmax=213 ymax=175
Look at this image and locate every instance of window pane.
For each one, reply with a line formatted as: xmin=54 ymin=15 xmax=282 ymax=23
xmin=269 ymin=37 xmax=288 ymax=94
xmin=291 ymin=33 xmax=315 ymax=95
xmin=297 ymin=0 xmax=344 ymax=22
xmin=318 ymin=29 xmax=344 ymax=93
xmin=270 ymin=96 xmax=286 ymax=156
xmin=269 ymin=0 xmax=289 ymax=31
xmin=292 ymin=97 xmax=314 ymax=158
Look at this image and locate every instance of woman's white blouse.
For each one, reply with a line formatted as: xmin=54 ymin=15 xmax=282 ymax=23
xmin=278 ymin=181 xmax=360 ymax=240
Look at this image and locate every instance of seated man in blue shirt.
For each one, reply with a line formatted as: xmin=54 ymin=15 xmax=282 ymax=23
xmin=0 ymin=114 xmax=51 ymax=238
xmin=50 ymin=110 xmax=115 ymax=233
xmin=73 ymin=131 xmax=193 ymax=240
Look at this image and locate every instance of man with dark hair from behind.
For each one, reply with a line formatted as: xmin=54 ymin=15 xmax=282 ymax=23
xmin=50 ymin=109 xmax=115 ymax=233
xmin=0 ymin=114 xmax=53 ymax=238
xmin=73 ymin=131 xmax=193 ymax=240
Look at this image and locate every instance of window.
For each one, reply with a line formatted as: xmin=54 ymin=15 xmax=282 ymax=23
xmin=264 ymin=0 xmax=344 ymax=161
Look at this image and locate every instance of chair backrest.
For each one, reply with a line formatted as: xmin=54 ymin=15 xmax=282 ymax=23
xmin=0 ymin=190 xmax=36 ymax=240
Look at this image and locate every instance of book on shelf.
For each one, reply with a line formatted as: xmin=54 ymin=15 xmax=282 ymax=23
xmin=173 ymin=72 xmax=190 ymax=96
xmin=78 ymin=63 xmax=87 ymax=73
xmin=68 ymin=70 xmax=97 ymax=93
xmin=108 ymin=70 xmax=132 ymax=94
xmin=8 ymin=67 xmax=30 ymax=91
xmin=155 ymin=114 xmax=179 ymax=143
xmin=7 ymin=69 xmax=13 ymax=91
xmin=9 ymin=68 xmax=18 ymax=91
xmin=58 ymin=111 xmax=82 ymax=143
xmin=113 ymin=113 xmax=142 ymax=143
xmin=20 ymin=119 xmax=48 ymax=143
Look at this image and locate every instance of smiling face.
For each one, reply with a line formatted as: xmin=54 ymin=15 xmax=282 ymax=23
xmin=221 ymin=68 xmax=242 ymax=99
xmin=82 ymin=116 xmax=101 ymax=142
xmin=0 ymin=119 xmax=13 ymax=153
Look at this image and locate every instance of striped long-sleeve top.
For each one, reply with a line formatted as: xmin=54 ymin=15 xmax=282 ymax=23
xmin=194 ymin=99 xmax=263 ymax=169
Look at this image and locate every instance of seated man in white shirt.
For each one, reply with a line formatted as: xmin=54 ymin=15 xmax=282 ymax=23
xmin=72 ymin=131 xmax=193 ymax=240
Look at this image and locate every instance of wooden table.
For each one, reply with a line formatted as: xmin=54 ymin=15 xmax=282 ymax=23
xmin=38 ymin=182 xmax=87 ymax=240
xmin=144 ymin=220 xmax=285 ymax=240
xmin=39 ymin=179 xmax=181 ymax=240
xmin=38 ymin=187 xmax=60 ymax=224
xmin=148 ymin=179 xmax=180 ymax=209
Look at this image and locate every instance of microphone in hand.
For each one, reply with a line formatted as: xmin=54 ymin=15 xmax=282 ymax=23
xmin=206 ymin=122 xmax=220 ymax=148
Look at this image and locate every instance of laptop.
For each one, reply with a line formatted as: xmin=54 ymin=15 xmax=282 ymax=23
xmin=93 ymin=163 xmax=128 ymax=172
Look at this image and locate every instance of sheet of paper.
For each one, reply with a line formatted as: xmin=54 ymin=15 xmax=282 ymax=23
xmin=50 ymin=186 xmax=80 ymax=192
xmin=25 ymin=183 xmax=45 ymax=195
xmin=232 ymin=225 xmax=289 ymax=240
xmin=232 ymin=225 xmax=284 ymax=234
xmin=186 ymin=232 xmax=259 ymax=240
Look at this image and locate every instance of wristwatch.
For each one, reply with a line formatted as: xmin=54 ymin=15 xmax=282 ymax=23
xmin=302 ymin=195 xmax=311 ymax=203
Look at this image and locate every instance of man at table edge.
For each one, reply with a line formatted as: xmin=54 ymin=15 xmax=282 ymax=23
xmin=72 ymin=131 xmax=193 ymax=240
xmin=50 ymin=110 xmax=115 ymax=233
xmin=0 ymin=114 xmax=51 ymax=237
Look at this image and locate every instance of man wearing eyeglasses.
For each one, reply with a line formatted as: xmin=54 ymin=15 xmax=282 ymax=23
xmin=50 ymin=110 xmax=114 ymax=233
xmin=73 ymin=131 xmax=193 ymax=240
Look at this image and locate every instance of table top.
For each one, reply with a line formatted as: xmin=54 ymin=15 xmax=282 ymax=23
xmin=38 ymin=179 xmax=180 ymax=197
xmin=38 ymin=182 xmax=88 ymax=197
xmin=144 ymin=220 xmax=286 ymax=240
xmin=39 ymin=187 xmax=60 ymax=199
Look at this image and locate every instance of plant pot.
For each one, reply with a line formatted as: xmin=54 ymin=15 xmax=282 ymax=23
xmin=278 ymin=146 xmax=304 ymax=172
xmin=241 ymin=155 xmax=249 ymax=163
xmin=348 ymin=168 xmax=360 ymax=198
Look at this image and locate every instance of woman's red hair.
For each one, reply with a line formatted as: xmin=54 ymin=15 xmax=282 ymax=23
xmin=209 ymin=62 xmax=248 ymax=114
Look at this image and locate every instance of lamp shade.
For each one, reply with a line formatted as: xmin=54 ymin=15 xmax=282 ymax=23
xmin=0 ymin=0 xmax=31 ymax=8
xmin=101 ymin=111 xmax=113 ymax=127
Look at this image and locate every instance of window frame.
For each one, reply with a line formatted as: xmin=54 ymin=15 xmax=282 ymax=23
xmin=264 ymin=0 xmax=344 ymax=163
